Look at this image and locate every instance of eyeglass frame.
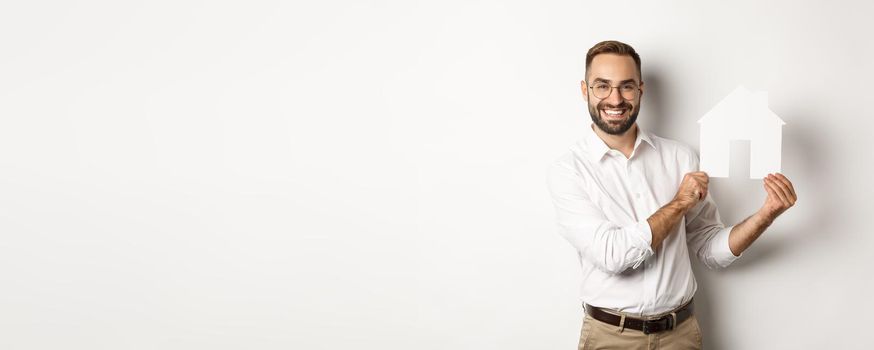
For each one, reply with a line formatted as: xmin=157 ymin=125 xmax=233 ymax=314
xmin=583 ymin=80 xmax=643 ymax=100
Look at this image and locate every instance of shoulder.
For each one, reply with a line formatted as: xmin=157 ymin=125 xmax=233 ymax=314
xmin=546 ymin=142 xmax=589 ymax=190
xmin=547 ymin=148 xmax=579 ymax=180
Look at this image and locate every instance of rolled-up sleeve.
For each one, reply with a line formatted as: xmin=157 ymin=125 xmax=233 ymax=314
xmin=685 ymin=153 xmax=742 ymax=269
xmin=684 ymin=194 xmax=742 ymax=269
xmin=547 ymin=163 xmax=654 ymax=275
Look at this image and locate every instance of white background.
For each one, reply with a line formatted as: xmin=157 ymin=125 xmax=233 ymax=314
xmin=1 ymin=1 xmax=872 ymax=349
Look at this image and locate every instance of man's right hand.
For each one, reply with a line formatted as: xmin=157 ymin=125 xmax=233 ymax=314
xmin=647 ymin=171 xmax=709 ymax=250
xmin=673 ymin=171 xmax=709 ymax=211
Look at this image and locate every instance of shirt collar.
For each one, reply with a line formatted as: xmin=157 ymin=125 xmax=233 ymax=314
xmin=583 ymin=124 xmax=657 ymax=163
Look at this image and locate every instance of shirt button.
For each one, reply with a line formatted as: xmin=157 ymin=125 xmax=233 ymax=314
xmin=635 ymin=193 xmax=641 ymax=198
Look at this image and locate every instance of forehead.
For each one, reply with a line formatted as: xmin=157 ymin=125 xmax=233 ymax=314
xmin=587 ymin=53 xmax=639 ymax=81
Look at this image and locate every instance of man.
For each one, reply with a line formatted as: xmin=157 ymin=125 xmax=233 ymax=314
xmin=546 ymin=40 xmax=797 ymax=350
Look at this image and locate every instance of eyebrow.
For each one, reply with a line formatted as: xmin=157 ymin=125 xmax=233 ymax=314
xmin=592 ymin=78 xmax=638 ymax=84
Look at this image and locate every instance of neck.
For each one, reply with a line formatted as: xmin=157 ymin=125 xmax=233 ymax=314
xmin=592 ymin=123 xmax=638 ymax=158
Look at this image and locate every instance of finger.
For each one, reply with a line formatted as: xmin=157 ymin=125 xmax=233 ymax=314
xmin=769 ymin=174 xmax=795 ymax=204
xmin=764 ymin=177 xmax=790 ymax=206
xmin=774 ymin=173 xmax=797 ymax=199
xmin=685 ymin=173 xmax=705 ymax=183
xmin=763 ymin=180 xmax=782 ymax=207
xmin=763 ymin=180 xmax=778 ymax=201
xmin=695 ymin=182 xmax=708 ymax=200
xmin=689 ymin=171 xmax=709 ymax=181
xmin=688 ymin=172 xmax=708 ymax=180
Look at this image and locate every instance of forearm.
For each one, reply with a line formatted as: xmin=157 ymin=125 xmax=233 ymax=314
xmin=727 ymin=211 xmax=774 ymax=256
xmin=647 ymin=200 xmax=689 ymax=251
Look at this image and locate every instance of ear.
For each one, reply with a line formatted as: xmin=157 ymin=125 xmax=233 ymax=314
xmin=639 ymin=80 xmax=645 ymax=99
xmin=580 ymin=80 xmax=589 ymax=102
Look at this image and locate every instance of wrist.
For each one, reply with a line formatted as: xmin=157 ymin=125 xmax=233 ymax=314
xmin=670 ymin=198 xmax=693 ymax=213
xmin=753 ymin=209 xmax=776 ymax=226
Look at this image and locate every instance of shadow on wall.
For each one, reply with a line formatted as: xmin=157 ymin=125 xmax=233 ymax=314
xmin=639 ymin=70 xmax=671 ymax=137
xmin=689 ymin=114 xmax=832 ymax=350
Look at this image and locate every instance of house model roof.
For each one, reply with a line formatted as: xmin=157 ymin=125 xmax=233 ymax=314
xmin=697 ymin=85 xmax=786 ymax=125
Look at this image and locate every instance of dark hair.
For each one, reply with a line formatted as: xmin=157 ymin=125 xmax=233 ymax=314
xmin=585 ymin=40 xmax=642 ymax=80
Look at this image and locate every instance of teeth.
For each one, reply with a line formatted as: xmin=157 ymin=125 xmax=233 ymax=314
xmin=604 ymin=109 xmax=624 ymax=115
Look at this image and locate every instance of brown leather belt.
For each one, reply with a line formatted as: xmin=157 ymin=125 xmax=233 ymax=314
xmin=584 ymin=299 xmax=695 ymax=335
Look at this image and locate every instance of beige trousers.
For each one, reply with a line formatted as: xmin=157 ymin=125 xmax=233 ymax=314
xmin=578 ymin=313 xmax=703 ymax=350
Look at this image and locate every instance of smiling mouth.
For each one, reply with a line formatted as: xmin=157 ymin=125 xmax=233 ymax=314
xmin=601 ymin=108 xmax=627 ymax=121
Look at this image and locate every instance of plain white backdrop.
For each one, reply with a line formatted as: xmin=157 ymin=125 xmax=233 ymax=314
xmin=1 ymin=1 xmax=872 ymax=349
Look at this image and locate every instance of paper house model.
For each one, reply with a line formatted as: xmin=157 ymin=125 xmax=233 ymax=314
xmin=698 ymin=85 xmax=785 ymax=179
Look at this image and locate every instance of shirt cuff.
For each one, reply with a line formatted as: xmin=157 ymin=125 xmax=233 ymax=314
xmin=634 ymin=219 xmax=654 ymax=247
xmin=713 ymin=225 xmax=742 ymax=266
xmin=630 ymin=219 xmax=655 ymax=269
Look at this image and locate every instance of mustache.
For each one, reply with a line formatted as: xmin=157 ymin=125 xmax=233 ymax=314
xmin=597 ymin=101 xmax=633 ymax=110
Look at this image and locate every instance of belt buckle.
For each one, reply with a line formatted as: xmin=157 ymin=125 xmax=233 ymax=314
xmin=642 ymin=317 xmax=673 ymax=335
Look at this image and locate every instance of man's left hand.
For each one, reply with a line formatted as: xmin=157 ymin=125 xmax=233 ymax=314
xmin=759 ymin=173 xmax=797 ymax=221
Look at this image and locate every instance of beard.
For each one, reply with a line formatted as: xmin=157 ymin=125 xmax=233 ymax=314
xmin=588 ymin=99 xmax=639 ymax=135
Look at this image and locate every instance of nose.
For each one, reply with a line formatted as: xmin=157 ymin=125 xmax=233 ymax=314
xmin=604 ymin=86 xmax=624 ymax=106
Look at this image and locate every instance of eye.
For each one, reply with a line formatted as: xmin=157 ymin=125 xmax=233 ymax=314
xmin=620 ymin=84 xmax=637 ymax=92
xmin=593 ymin=83 xmax=610 ymax=91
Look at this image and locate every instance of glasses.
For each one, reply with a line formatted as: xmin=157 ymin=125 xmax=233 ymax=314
xmin=586 ymin=81 xmax=641 ymax=100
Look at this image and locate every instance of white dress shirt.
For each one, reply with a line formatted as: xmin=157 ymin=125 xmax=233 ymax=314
xmin=547 ymin=124 xmax=742 ymax=316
